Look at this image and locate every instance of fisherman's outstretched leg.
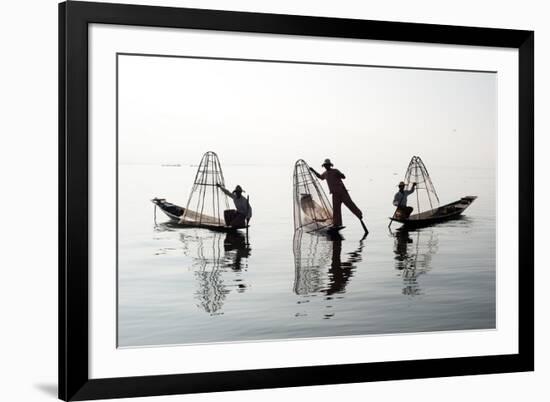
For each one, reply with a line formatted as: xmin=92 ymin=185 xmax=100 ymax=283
xmin=341 ymin=191 xmax=363 ymax=219
xmin=341 ymin=191 xmax=368 ymax=234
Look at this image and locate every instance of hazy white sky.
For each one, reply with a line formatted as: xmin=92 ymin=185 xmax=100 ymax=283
xmin=118 ymin=54 xmax=496 ymax=169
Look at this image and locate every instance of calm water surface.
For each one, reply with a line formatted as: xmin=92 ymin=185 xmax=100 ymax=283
xmin=118 ymin=164 xmax=496 ymax=347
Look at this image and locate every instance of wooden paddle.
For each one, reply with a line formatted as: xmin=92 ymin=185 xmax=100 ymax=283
xmin=388 ymin=207 xmax=399 ymax=229
xmin=360 ymin=219 xmax=369 ymax=235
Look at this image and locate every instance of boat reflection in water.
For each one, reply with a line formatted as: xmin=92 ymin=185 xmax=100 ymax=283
xmin=155 ymin=222 xmax=251 ymax=315
xmin=392 ymin=228 xmax=438 ymax=296
xmin=293 ymin=230 xmax=365 ymax=318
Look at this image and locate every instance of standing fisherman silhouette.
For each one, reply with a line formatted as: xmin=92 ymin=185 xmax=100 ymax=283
xmin=310 ymin=159 xmax=368 ymax=234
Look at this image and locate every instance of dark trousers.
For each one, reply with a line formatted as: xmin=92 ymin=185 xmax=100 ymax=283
xmin=332 ymin=190 xmax=362 ymax=227
xmin=396 ymin=206 xmax=413 ymax=219
xmin=230 ymin=212 xmax=247 ymax=228
xmin=224 ymin=210 xmax=247 ymax=228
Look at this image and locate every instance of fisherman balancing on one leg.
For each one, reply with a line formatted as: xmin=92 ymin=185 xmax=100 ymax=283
xmin=310 ymin=159 xmax=368 ymax=234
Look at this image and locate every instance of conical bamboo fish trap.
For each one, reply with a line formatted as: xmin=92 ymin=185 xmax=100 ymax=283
xmin=402 ymin=155 xmax=440 ymax=215
xmin=179 ymin=151 xmax=232 ymax=228
xmin=293 ymin=159 xmax=333 ymax=232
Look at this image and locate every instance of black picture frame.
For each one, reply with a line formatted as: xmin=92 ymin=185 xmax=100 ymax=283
xmin=59 ymin=1 xmax=534 ymax=400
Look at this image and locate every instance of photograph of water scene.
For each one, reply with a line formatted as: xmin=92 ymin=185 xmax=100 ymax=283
xmin=117 ymin=53 xmax=496 ymax=348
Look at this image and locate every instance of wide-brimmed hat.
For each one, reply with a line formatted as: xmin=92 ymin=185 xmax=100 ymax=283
xmin=322 ymin=158 xmax=333 ymax=167
xmin=233 ymin=185 xmax=245 ymax=193
xmin=398 ymin=181 xmax=406 ymax=187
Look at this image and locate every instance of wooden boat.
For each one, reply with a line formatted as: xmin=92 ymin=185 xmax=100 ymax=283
xmin=389 ymin=156 xmax=477 ymax=228
xmin=389 ymin=196 xmax=477 ymax=228
xmin=153 ymin=152 xmax=249 ymax=232
xmin=152 ymin=198 xmax=247 ymax=232
xmin=152 ymin=198 xmax=184 ymax=221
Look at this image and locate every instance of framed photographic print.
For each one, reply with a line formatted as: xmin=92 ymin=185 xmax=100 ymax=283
xmin=59 ymin=1 xmax=534 ymax=400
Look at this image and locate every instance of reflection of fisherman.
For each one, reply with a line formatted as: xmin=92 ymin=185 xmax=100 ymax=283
xmin=217 ymin=184 xmax=252 ymax=228
xmin=325 ymin=236 xmax=364 ymax=295
xmin=224 ymin=231 xmax=251 ymax=272
xmin=310 ymin=159 xmax=364 ymax=229
xmin=392 ymin=229 xmax=436 ymax=297
xmin=393 ymin=181 xmax=417 ymax=218
xmin=393 ymin=229 xmax=413 ymax=265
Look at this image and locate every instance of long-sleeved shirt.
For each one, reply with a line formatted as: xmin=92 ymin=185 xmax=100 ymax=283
xmin=220 ymin=186 xmax=252 ymax=219
xmin=319 ymin=169 xmax=347 ymax=194
xmin=393 ymin=188 xmax=415 ymax=207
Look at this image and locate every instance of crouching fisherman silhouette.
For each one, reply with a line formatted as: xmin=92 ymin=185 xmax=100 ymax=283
xmin=393 ymin=181 xmax=417 ymax=219
xmin=310 ymin=158 xmax=368 ymax=234
xmin=217 ymin=184 xmax=252 ymax=228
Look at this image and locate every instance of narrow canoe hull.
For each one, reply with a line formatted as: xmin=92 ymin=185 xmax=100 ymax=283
xmin=152 ymin=198 xmax=247 ymax=232
xmin=389 ymin=196 xmax=477 ymax=228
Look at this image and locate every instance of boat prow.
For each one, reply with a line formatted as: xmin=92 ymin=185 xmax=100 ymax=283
xmin=151 ymin=198 xmax=183 ymax=221
xmin=389 ymin=196 xmax=477 ymax=228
